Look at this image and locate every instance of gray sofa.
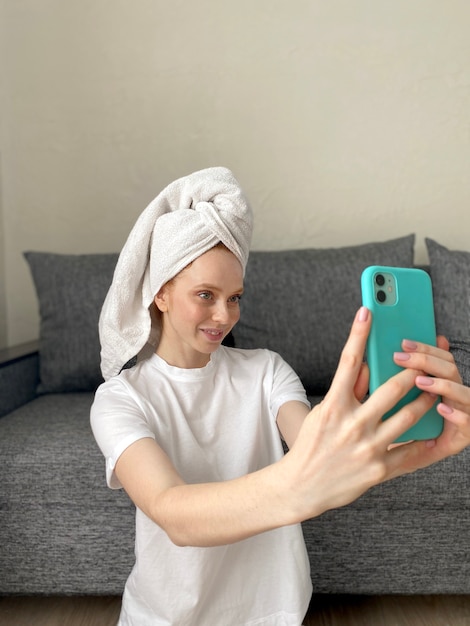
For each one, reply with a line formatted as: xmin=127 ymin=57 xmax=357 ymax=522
xmin=1 ymin=234 xmax=469 ymax=596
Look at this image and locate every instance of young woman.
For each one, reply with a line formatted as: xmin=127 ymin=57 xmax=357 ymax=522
xmin=91 ymin=167 xmax=470 ymax=626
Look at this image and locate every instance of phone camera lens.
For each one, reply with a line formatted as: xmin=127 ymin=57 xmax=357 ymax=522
xmin=377 ymin=290 xmax=386 ymax=303
xmin=375 ymin=274 xmax=385 ymax=286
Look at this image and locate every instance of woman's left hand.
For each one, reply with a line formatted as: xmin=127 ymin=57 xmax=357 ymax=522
xmin=392 ymin=336 xmax=470 ymax=468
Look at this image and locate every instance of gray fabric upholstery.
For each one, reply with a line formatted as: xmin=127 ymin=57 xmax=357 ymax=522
xmin=426 ymin=238 xmax=470 ymax=342
xmin=24 ymin=252 xmax=119 ymax=393
xmin=2 ymin=392 xmax=468 ymax=595
xmin=24 ymin=237 xmax=415 ymax=397
xmin=0 ymin=351 xmax=39 ymax=417
xmin=0 ymin=394 xmax=135 ymax=594
xmin=233 ymin=235 xmax=415 ymax=394
xmin=450 ymin=339 xmax=470 ymax=388
xmin=2 ymin=235 xmax=469 ymax=597
xmin=426 ymin=238 xmax=470 ymax=386
xmin=303 ymin=495 xmax=470 ymax=594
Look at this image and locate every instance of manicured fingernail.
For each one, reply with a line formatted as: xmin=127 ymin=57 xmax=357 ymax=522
xmin=416 ymin=376 xmax=434 ymax=386
xmin=403 ymin=339 xmax=418 ymax=351
xmin=425 ymin=439 xmax=437 ymax=448
xmin=438 ymin=402 xmax=454 ymax=415
xmin=394 ymin=352 xmax=411 ymax=361
xmin=357 ymin=306 xmax=369 ymax=322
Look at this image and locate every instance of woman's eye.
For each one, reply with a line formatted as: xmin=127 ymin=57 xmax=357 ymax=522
xmin=198 ymin=292 xmax=212 ymax=300
xmin=197 ymin=292 xmax=242 ymax=304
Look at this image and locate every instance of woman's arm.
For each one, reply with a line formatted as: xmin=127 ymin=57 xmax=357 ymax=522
xmin=276 ymin=353 xmax=371 ymax=450
xmin=114 ymin=307 xmax=470 ymax=548
xmin=114 ymin=436 xmax=298 ymax=547
xmin=276 ymin=400 xmax=310 ymax=450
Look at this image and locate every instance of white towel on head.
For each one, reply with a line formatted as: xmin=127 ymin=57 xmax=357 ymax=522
xmin=99 ymin=166 xmax=253 ymax=381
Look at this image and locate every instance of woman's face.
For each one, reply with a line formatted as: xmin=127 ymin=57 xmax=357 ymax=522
xmin=154 ymin=246 xmax=244 ymax=368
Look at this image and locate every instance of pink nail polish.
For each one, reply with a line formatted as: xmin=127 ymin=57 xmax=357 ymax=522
xmin=438 ymin=402 xmax=454 ymax=415
xmin=394 ymin=352 xmax=411 ymax=361
xmin=416 ymin=376 xmax=434 ymax=386
xmin=403 ymin=339 xmax=418 ymax=351
xmin=357 ymin=306 xmax=369 ymax=322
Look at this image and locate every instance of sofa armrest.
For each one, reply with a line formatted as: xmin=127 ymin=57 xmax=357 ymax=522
xmin=0 ymin=341 xmax=40 ymax=418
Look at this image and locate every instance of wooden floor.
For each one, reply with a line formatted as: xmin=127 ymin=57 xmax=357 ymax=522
xmin=0 ymin=594 xmax=469 ymax=625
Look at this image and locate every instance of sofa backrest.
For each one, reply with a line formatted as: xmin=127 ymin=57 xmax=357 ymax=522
xmin=232 ymin=235 xmax=415 ymax=394
xmin=24 ymin=234 xmax=470 ymax=395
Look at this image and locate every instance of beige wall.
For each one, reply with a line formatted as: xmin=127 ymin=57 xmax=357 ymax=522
xmin=0 ymin=150 xmax=6 ymax=349
xmin=1 ymin=0 xmax=470 ymax=348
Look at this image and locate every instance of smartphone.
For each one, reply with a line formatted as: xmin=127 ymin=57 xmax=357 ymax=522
xmin=361 ymin=266 xmax=443 ymax=442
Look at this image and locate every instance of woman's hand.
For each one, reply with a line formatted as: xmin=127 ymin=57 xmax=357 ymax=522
xmin=392 ymin=337 xmax=470 ymax=468
xmin=281 ymin=307 xmax=439 ymax=520
xmin=114 ymin=309 xmax=470 ymax=544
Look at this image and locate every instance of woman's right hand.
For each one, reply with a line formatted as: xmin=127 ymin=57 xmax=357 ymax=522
xmin=281 ymin=306 xmax=438 ymax=521
xmin=112 ymin=306 xmax=440 ymax=546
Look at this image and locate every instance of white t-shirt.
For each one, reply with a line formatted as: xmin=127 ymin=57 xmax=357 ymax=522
xmin=91 ymin=346 xmax=313 ymax=625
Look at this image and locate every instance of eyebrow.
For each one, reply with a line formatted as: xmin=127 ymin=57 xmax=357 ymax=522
xmin=193 ymin=283 xmax=244 ymax=293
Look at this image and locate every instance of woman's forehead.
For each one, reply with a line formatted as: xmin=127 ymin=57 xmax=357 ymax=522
xmin=177 ymin=246 xmax=243 ymax=288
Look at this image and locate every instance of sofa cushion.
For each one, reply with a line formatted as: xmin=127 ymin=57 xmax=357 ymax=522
xmin=449 ymin=340 xmax=470 ymax=388
xmin=25 ymin=252 xmax=118 ymax=393
xmin=426 ymin=238 xmax=470 ymax=344
xmin=0 ymin=393 xmax=135 ymax=593
xmin=232 ymin=235 xmax=415 ymax=395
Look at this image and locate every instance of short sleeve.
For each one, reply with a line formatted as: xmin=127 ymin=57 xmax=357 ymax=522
xmin=90 ymin=378 xmax=156 ymax=489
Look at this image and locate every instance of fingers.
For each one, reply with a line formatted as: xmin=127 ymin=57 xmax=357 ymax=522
xmin=362 ymin=367 xmax=437 ymax=443
xmin=394 ymin=339 xmax=462 ymax=383
xmin=327 ymin=307 xmax=371 ymax=402
xmin=387 ymin=401 xmax=470 ymax=474
xmin=437 ymin=402 xmax=470 ymax=430
xmin=391 ymin=337 xmax=470 ymax=459
xmin=362 ymin=367 xmax=417 ymax=420
xmin=393 ymin=336 xmax=470 ymax=416
xmin=401 ymin=336 xmax=452 ymax=356
xmin=435 ymin=404 xmax=470 ymax=454
xmin=436 ymin=335 xmax=450 ymax=351
xmin=415 ymin=376 xmax=469 ymax=406
xmin=377 ymin=390 xmax=438 ymax=447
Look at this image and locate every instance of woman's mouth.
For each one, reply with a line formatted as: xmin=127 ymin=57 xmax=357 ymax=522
xmin=201 ymin=328 xmax=225 ymax=342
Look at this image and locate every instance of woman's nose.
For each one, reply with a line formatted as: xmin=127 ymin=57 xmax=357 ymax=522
xmin=212 ymin=301 xmax=230 ymax=323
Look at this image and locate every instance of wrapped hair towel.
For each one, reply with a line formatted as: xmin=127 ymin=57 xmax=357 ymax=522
xmin=99 ymin=167 xmax=253 ymax=381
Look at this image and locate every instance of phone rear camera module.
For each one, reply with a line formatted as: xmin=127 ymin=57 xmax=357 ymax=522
xmin=372 ymin=271 xmax=397 ymax=306
xmin=377 ymin=290 xmax=386 ymax=303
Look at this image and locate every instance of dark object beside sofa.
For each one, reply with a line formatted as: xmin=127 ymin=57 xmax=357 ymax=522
xmin=1 ymin=235 xmax=469 ymax=596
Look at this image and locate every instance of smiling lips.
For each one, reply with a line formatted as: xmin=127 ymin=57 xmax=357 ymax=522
xmin=201 ymin=328 xmax=225 ymax=342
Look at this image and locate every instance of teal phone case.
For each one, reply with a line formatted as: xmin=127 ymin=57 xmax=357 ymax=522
xmin=361 ymin=265 xmax=444 ymax=442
